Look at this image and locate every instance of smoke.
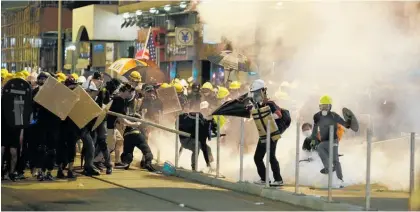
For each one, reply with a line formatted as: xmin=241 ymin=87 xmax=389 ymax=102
xmin=134 ymin=1 xmax=419 ymax=191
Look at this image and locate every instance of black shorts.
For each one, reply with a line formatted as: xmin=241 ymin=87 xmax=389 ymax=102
xmin=1 ymin=123 xmax=21 ymax=148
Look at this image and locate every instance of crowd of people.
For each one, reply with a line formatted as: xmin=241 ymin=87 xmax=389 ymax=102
xmin=2 ymin=67 xmax=358 ymax=188
xmin=0 ymin=68 xmax=250 ymax=182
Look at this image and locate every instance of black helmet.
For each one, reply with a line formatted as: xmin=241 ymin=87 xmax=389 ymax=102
xmin=64 ymin=75 xmax=78 ymax=87
xmin=37 ymin=72 xmax=50 ymax=80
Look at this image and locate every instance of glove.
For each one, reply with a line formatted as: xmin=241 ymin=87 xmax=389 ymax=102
xmin=310 ymin=140 xmax=317 ymax=149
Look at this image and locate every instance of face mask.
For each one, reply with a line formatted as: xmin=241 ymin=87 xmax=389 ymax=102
xmin=321 ymin=110 xmax=328 ymax=116
xmin=303 ymin=130 xmax=312 ymax=137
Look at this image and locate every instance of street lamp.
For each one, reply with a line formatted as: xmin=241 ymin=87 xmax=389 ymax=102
xmin=164 ymin=4 xmax=171 ymax=12
xmin=136 ymin=10 xmax=142 ymax=16
xmin=149 ymin=7 xmax=157 ymax=14
xmin=180 ymin=2 xmax=187 ymax=9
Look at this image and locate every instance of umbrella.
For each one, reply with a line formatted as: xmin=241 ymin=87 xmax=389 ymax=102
xmin=207 ymin=50 xmax=250 ymax=72
xmin=105 ymin=58 xmax=148 ymax=78
xmin=212 ymin=93 xmax=251 ymax=118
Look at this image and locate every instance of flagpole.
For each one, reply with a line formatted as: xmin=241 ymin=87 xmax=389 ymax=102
xmin=141 ymin=27 xmax=152 ymax=58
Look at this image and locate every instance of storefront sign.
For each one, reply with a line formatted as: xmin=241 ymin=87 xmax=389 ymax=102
xmin=175 ymin=27 xmax=194 ymax=46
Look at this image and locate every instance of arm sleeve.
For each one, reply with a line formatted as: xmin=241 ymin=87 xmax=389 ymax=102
xmin=310 ymin=114 xmax=319 ymax=140
xmin=333 ymin=112 xmax=351 ymax=128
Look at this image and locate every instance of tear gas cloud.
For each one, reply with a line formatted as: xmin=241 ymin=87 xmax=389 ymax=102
xmin=138 ymin=1 xmax=420 ymax=191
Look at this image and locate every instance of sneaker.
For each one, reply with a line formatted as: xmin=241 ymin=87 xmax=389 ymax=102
xmin=114 ymin=162 xmax=128 ymax=169
xmin=44 ymin=172 xmax=54 ymax=181
xmin=145 ymin=164 xmax=157 ymax=172
xmin=8 ymin=173 xmax=17 ymax=182
xmin=106 ymin=167 xmax=112 ymax=175
xmin=16 ymin=173 xmax=26 ymax=180
xmin=83 ymin=168 xmax=100 ymax=176
xmin=67 ymin=170 xmax=76 ymax=179
xmin=270 ymin=180 xmax=284 ymax=186
xmin=56 ymin=170 xmax=66 ymax=179
xmin=93 ymin=162 xmax=105 ymax=171
xmin=320 ymin=167 xmax=336 ymax=174
xmin=254 ymin=179 xmax=269 ymax=185
xmin=338 ymin=179 xmax=345 ymax=188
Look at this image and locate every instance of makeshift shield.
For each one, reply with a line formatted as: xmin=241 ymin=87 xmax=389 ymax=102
xmin=92 ymin=100 xmax=113 ymax=131
xmin=34 ymin=76 xmax=79 ymax=120
xmin=212 ymin=93 xmax=251 ymax=118
xmin=342 ymin=107 xmax=359 ymax=132
xmin=68 ymin=86 xmax=103 ymax=129
xmin=1 ymin=78 xmax=33 ymax=128
xmin=156 ymin=87 xmax=182 ymax=114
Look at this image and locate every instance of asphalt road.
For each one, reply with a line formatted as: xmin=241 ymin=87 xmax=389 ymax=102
xmin=2 ymin=168 xmax=308 ymax=211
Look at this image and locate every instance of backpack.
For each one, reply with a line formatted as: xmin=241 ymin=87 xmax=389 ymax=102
xmin=278 ymin=109 xmax=291 ymax=134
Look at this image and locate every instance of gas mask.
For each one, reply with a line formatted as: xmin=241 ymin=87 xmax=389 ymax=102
xmin=251 ymin=89 xmax=264 ymax=104
xmin=319 ymin=104 xmax=331 ymax=116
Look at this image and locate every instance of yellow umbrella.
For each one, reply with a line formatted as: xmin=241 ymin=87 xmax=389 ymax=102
xmin=105 ymin=58 xmax=148 ymax=79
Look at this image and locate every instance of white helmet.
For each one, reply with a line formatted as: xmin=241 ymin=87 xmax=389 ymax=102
xmin=180 ymin=79 xmax=189 ymax=88
xmin=78 ymin=76 xmax=86 ymax=84
xmin=250 ymin=79 xmax=265 ymax=92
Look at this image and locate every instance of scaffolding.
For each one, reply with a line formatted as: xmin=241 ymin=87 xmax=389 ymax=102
xmin=1 ymin=3 xmax=42 ymax=72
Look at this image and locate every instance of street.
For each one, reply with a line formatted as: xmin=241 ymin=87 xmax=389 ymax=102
xmin=2 ymin=168 xmax=307 ymax=211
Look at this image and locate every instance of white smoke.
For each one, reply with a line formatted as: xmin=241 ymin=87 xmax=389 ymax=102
xmin=137 ymin=1 xmax=420 ymax=191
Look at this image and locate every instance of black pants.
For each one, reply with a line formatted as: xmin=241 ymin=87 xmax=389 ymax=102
xmin=38 ymin=121 xmax=60 ymax=171
xmin=122 ymin=133 xmax=153 ymax=165
xmin=80 ymin=128 xmax=96 ymax=170
xmin=28 ymin=123 xmax=43 ymax=169
xmin=56 ymin=125 xmax=80 ymax=168
xmin=254 ymin=139 xmax=282 ymax=182
xmin=93 ymin=121 xmax=111 ymax=167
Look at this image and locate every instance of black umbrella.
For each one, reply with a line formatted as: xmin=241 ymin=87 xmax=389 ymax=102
xmin=212 ymin=93 xmax=252 ymax=118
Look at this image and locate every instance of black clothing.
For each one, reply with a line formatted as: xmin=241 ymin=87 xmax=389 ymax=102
xmin=57 ymin=118 xmax=80 ymax=167
xmin=122 ymin=130 xmax=153 ymax=166
xmin=178 ymin=113 xmax=217 ymax=167
xmin=106 ymin=96 xmax=128 ymax=129
xmin=311 ymin=111 xmax=350 ymax=142
xmin=140 ymin=98 xmax=163 ymax=123
xmin=254 ymin=139 xmax=282 ymax=182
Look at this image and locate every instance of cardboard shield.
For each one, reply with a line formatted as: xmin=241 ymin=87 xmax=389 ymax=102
xmin=251 ymin=106 xmax=281 ymax=142
xmin=68 ymin=86 xmax=102 ymax=129
xmin=342 ymin=107 xmax=359 ymax=132
xmin=34 ymin=77 xmax=79 ymax=120
xmin=1 ymin=78 xmax=33 ymax=128
xmin=92 ymin=100 xmax=113 ymax=131
xmin=156 ymin=87 xmax=182 ymax=114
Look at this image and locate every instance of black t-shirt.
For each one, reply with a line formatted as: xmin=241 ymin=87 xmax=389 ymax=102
xmin=106 ymin=96 xmax=128 ymax=129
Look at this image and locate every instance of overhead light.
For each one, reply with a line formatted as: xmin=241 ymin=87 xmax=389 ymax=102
xmin=180 ymin=2 xmax=187 ymax=9
xmin=123 ymin=12 xmax=130 ymax=19
xmin=155 ymin=10 xmax=159 ymax=14
xmin=164 ymin=4 xmax=171 ymax=12
xmin=149 ymin=7 xmax=157 ymax=14
xmin=276 ymin=1 xmax=283 ymax=6
xmin=136 ymin=10 xmax=142 ymax=16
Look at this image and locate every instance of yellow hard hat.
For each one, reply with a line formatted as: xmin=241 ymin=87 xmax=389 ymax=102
xmin=319 ymin=95 xmax=332 ymax=105
xmin=56 ymin=72 xmax=66 ymax=83
xmin=1 ymin=69 xmax=9 ymax=78
xmin=229 ymin=81 xmax=241 ymax=90
xmin=160 ymin=83 xmax=171 ymax=89
xmin=202 ymin=82 xmax=213 ymax=90
xmin=21 ymin=70 xmax=30 ymax=78
xmin=14 ymin=72 xmax=26 ymax=79
xmin=217 ymin=87 xmax=230 ymax=99
xmin=3 ymin=73 xmax=14 ymax=84
xmin=129 ymin=71 xmax=142 ymax=82
xmin=173 ymin=82 xmax=184 ymax=93
xmin=171 ymin=78 xmax=180 ymax=84
xmin=71 ymin=73 xmax=79 ymax=81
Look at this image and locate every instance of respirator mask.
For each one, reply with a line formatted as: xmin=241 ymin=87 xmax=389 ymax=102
xmin=251 ymin=89 xmax=264 ymax=104
xmin=319 ymin=104 xmax=331 ymax=116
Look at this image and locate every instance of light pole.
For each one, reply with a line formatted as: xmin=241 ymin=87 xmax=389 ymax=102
xmin=57 ymin=0 xmax=62 ymax=73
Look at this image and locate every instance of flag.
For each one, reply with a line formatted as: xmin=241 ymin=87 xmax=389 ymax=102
xmin=145 ymin=31 xmax=157 ymax=61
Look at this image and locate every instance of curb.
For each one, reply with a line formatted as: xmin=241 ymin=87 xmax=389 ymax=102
xmin=156 ymin=164 xmax=366 ymax=211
